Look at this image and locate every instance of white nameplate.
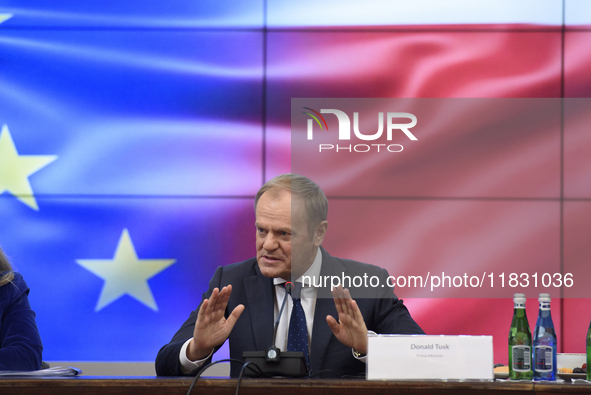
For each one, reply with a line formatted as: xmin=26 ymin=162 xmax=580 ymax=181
xmin=367 ymin=334 xmax=493 ymax=380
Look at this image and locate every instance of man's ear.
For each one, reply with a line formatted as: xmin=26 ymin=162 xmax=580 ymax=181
xmin=313 ymin=221 xmax=329 ymax=247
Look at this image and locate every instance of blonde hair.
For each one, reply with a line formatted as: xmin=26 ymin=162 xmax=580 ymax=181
xmin=0 ymin=246 xmax=14 ymax=287
xmin=254 ymin=173 xmax=328 ymax=234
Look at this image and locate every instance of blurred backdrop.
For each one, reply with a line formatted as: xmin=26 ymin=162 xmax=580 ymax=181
xmin=0 ymin=0 xmax=590 ymax=366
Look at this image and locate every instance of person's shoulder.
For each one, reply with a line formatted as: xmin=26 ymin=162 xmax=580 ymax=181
xmin=0 ymin=272 xmax=29 ymax=301
xmin=324 ymin=251 xmax=388 ymax=276
xmin=220 ymin=257 xmax=259 ymax=276
xmin=320 ymin=250 xmax=394 ymax=299
xmin=11 ymin=271 xmax=26 ymax=284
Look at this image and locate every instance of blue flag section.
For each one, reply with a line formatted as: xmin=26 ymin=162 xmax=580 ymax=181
xmin=0 ymin=0 xmax=264 ymax=28
xmin=0 ymin=3 xmax=263 ymax=361
xmin=0 ymin=196 xmax=255 ymax=360
xmin=0 ymin=29 xmax=264 ymax=196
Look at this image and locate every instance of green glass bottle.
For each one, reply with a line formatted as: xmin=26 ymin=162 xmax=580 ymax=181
xmin=587 ymin=316 xmax=591 ymax=381
xmin=509 ymin=293 xmax=532 ymax=380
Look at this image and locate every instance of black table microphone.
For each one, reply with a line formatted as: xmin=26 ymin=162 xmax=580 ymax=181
xmin=242 ymin=281 xmax=307 ymax=377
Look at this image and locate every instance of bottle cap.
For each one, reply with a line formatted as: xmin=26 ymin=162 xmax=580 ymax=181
xmin=539 ymin=293 xmax=551 ymax=302
xmin=513 ymin=293 xmax=526 ymax=302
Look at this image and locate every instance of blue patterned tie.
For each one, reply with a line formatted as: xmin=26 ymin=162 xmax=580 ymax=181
xmin=287 ymin=282 xmax=309 ymax=369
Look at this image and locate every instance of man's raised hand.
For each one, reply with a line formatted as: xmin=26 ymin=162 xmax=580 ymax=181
xmin=187 ymin=285 xmax=244 ymax=361
xmin=326 ymin=285 xmax=369 ymax=355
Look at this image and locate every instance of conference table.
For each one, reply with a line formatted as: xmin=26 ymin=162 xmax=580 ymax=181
xmin=1 ymin=377 xmax=590 ymax=395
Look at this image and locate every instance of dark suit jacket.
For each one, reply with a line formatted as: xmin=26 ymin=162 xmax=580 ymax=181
xmin=155 ymin=248 xmax=424 ymax=377
xmin=0 ymin=272 xmax=43 ymax=371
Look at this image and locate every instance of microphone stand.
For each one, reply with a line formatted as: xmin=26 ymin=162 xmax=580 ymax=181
xmin=266 ymin=282 xmax=293 ymax=362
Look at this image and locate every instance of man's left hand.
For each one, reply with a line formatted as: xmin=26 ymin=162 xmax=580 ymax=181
xmin=326 ymin=285 xmax=368 ymax=355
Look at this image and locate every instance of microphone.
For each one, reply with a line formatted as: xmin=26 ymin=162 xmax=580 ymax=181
xmin=242 ymin=281 xmax=307 ymax=377
xmin=267 ymin=282 xmax=292 ymax=362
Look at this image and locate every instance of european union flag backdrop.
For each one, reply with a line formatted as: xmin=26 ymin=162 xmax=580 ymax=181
xmin=0 ymin=1 xmax=265 ymax=361
xmin=1 ymin=0 xmax=591 ymax=363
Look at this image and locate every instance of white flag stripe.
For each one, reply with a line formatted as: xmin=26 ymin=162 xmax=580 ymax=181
xmin=565 ymin=0 xmax=591 ymax=26
xmin=268 ymin=0 xmax=563 ymax=27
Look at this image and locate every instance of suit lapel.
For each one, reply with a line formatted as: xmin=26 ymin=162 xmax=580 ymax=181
xmin=310 ymin=248 xmax=345 ymax=375
xmin=244 ymin=268 xmax=274 ymax=350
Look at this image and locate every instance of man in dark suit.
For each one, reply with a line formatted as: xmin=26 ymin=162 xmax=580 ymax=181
xmin=156 ymin=174 xmax=423 ymax=377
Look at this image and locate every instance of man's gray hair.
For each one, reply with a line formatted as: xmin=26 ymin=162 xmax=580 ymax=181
xmin=254 ymin=174 xmax=328 ymax=232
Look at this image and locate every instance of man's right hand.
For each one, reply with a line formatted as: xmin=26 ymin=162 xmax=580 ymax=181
xmin=186 ymin=285 xmax=245 ymax=361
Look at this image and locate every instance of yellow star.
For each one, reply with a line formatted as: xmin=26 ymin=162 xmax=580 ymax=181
xmin=0 ymin=124 xmax=57 ymax=211
xmin=76 ymin=229 xmax=176 ymax=312
xmin=0 ymin=14 xmax=12 ymax=24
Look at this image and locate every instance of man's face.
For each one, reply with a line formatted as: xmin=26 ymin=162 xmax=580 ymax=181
xmin=255 ymin=190 xmax=326 ymax=280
